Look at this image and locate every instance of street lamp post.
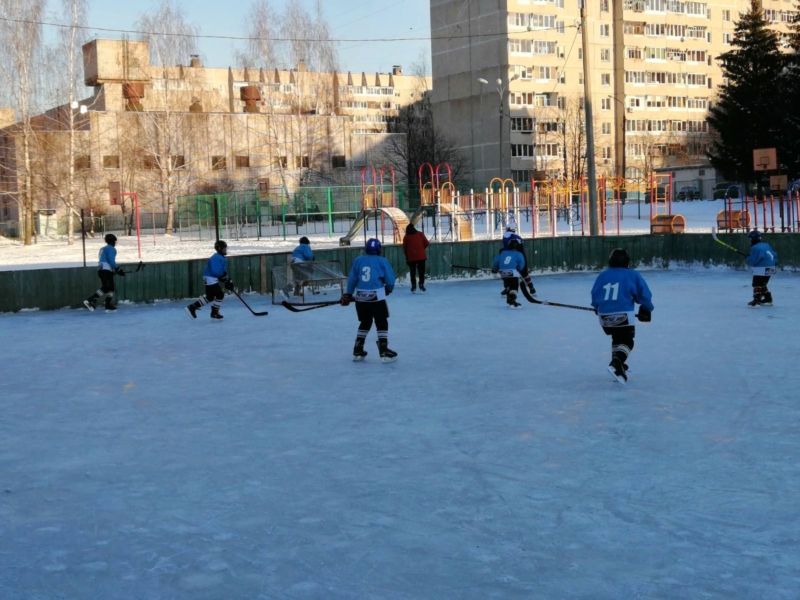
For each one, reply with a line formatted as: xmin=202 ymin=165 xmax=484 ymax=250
xmin=478 ymin=74 xmax=519 ymax=179
xmin=607 ymin=94 xmax=626 ymax=183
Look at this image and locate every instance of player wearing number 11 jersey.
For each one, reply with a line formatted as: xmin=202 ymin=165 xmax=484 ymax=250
xmin=341 ymin=238 xmax=397 ymax=362
xmin=591 ymin=248 xmax=654 ymax=385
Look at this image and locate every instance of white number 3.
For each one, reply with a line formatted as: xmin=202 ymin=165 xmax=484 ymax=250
xmin=361 ymin=266 xmax=371 ymax=282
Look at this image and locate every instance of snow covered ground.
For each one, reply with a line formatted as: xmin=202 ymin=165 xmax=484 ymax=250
xmin=0 ymin=200 xmax=731 ymax=271
xmin=2 ymin=270 xmax=799 ymax=599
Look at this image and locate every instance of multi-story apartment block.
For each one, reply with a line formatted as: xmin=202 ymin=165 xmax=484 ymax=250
xmin=0 ymin=39 xmax=430 ymax=230
xmin=430 ymin=0 xmax=795 ymax=185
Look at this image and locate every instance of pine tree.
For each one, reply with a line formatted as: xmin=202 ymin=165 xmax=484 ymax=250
xmin=780 ymin=5 xmax=800 ymax=178
xmin=707 ymin=1 xmax=785 ymax=190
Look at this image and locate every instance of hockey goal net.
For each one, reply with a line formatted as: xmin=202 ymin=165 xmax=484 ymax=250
xmin=271 ymin=260 xmax=346 ymax=305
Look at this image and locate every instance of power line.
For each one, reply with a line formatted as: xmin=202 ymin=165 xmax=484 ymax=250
xmin=0 ymin=16 xmax=577 ymax=44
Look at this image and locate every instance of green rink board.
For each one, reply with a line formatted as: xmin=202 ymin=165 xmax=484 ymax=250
xmin=1 ymin=233 xmax=798 ymax=313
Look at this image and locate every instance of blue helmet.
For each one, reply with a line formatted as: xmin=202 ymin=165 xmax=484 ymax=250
xmin=365 ymin=238 xmax=382 ymax=255
xmin=748 ymin=229 xmax=762 ymax=241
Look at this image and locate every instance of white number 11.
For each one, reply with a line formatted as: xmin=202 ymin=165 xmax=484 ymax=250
xmin=603 ymin=282 xmax=619 ymax=301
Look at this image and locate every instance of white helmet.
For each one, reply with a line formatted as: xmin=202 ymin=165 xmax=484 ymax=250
xmin=506 ymin=222 xmax=517 ymax=233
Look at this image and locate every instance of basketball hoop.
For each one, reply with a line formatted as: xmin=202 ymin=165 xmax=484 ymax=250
xmin=753 ymin=148 xmax=777 ymax=172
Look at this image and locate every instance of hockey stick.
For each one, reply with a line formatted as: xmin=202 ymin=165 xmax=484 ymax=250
xmin=281 ymin=300 xmax=340 ymax=313
xmin=231 ymin=290 xmax=269 ymax=316
xmin=120 ymin=261 xmax=145 ymax=274
xmin=519 ymin=284 xmax=595 ymax=311
xmin=711 ymin=227 xmax=748 ymax=257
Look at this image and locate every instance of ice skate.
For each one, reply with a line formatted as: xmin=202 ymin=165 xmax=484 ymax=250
xmin=500 ymin=287 xmax=509 ymax=296
xmin=747 ymin=298 xmax=762 ymax=308
xmin=83 ymin=298 xmax=96 ymax=312
xmin=410 ymin=284 xmax=416 ymax=294
xmin=419 ymin=283 xmax=426 ymax=293
xmin=104 ymin=305 xmax=117 ymax=313
xmin=528 ymin=284 xmax=536 ymax=296
xmin=761 ymin=292 xmax=773 ymax=306
xmin=210 ymin=307 xmax=224 ymax=320
xmin=608 ymin=358 xmax=627 ymax=385
xmin=508 ymin=301 xmax=521 ymax=308
xmin=185 ymin=304 xmax=198 ymax=319
xmin=353 ymin=340 xmax=368 ymax=362
xmin=377 ymin=340 xmax=397 ymax=363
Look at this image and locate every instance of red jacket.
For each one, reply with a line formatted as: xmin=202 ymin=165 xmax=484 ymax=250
xmin=403 ymin=231 xmax=430 ymax=262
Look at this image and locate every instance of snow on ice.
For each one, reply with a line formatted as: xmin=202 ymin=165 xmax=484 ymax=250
xmin=1 ymin=270 xmax=799 ymax=599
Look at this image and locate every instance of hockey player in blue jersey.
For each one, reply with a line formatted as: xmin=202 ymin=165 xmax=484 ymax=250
xmin=492 ymin=239 xmax=527 ymax=308
xmin=499 ymin=223 xmax=535 ymax=297
xmin=590 ymin=248 xmax=654 ymax=385
xmin=186 ymin=240 xmax=235 ymax=320
xmin=83 ymin=234 xmax=126 ymax=312
xmin=341 ymin=238 xmax=397 ymax=362
xmin=284 ymin=236 xmax=314 ymax=298
xmin=745 ymin=229 xmax=778 ymax=307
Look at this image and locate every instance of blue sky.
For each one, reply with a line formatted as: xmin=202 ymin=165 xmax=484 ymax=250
xmin=73 ymin=0 xmax=431 ymax=74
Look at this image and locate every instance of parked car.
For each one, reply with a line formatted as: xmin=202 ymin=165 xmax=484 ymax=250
xmin=713 ymin=182 xmax=741 ymax=200
xmin=677 ymin=186 xmax=699 ymax=201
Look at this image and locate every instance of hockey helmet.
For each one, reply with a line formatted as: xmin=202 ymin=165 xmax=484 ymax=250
xmin=104 ymin=233 xmax=117 ymax=246
xmin=214 ymin=240 xmax=228 ymax=255
xmin=506 ymin=221 xmax=517 ymax=233
xmin=748 ymin=229 xmax=762 ymax=244
xmin=299 ymin=236 xmax=310 ymax=245
xmin=508 ymin=238 xmax=522 ymax=252
xmin=365 ymin=238 xmax=382 ymax=255
xmin=608 ymin=248 xmax=631 ymax=268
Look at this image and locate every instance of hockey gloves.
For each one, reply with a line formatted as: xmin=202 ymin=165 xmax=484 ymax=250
xmin=114 ymin=267 xmax=126 ymax=277
xmin=636 ymin=307 xmax=652 ymax=322
xmin=341 ymin=294 xmax=354 ymax=306
xmin=224 ymin=280 xmax=235 ymax=291
xmin=385 ymin=286 xmax=392 ymax=296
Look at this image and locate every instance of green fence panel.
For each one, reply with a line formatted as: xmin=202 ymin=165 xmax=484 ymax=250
xmin=3 ymin=233 xmax=800 ymax=313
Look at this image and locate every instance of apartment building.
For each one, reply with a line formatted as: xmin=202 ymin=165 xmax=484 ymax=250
xmin=430 ymin=0 xmax=795 ymax=184
xmin=0 ymin=39 xmax=430 ymax=229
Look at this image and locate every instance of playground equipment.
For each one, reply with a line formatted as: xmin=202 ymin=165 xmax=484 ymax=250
xmin=412 ymin=163 xmax=473 ymax=241
xmin=716 ymin=186 xmax=800 ymax=234
xmin=649 ymin=173 xmax=686 ymax=234
xmin=339 ymin=166 xmax=409 ymax=246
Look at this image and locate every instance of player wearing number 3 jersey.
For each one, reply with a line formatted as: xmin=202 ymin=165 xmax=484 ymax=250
xmin=590 ymin=248 xmax=654 ymax=385
xmin=342 ymin=238 xmax=398 ymax=362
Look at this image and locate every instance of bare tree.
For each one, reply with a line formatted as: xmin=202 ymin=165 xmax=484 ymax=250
xmin=134 ymin=0 xmax=200 ymax=234
xmin=0 ymin=0 xmax=46 ymax=245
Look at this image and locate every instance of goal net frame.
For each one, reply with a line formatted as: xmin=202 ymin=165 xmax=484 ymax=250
xmin=271 ymin=260 xmax=346 ymax=305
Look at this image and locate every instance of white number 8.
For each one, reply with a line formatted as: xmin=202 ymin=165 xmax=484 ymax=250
xmin=503 ymin=256 xmax=512 ymax=265
xmin=361 ymin=266 xmax=371 ymax=282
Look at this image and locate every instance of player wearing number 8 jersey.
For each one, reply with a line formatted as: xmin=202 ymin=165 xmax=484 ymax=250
xmin=341 ymin=238 xmax=398 ymax=362
xmin=590 ymin=248 xmax=654 ymax=385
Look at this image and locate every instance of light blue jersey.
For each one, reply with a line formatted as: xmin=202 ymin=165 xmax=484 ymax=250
xmin=346 ymin=255 xmax=396 ymax=301
xmin=98 ymin=245 xmax=118 ymax=271
xmin=492 ymin=249 xmax=525 ymax=277
xmin=746 ymin=242 xmax=778 ymax=276
xmin=291 ymin=244 xmax=314 ymax=263
xmin=591 ymin=268 xmax=654 ymax=322
xmin=203 ymin=252 xmax=228 ymax=285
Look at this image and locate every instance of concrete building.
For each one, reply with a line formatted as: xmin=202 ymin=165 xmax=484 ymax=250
xmin=0 ymin=39 xmax=431 ymax=233
xmin=430 ymin=0 xmax=796 ymax=185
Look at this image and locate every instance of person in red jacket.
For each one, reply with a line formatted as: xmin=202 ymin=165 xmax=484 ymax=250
xmin=402 ymin=223 xmax=430 ymax=293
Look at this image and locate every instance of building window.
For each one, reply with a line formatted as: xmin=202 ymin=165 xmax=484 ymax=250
xmin=143 ymin=155 xmax=159 ymax=169
xmin=74 ymin=155 xmax=91 ymax=170
xmin=559 ymin=71 xmax=566 ymax=84
xmin=557 ymin=96 xmax=567 ymax=110
xmin=723 ymin=9 xmax=730 ymax=20
xmin=602 ymin=147 xmax=612 ymax=160
xmin=602 ymin=122 xmax=611 ymax=135
xmin=295 ymin=156 xmax=309 ymax=169
xmin=578 ymin=47 xmax=583 ymax=59
xmin=601 ymin=98 xmax=611 ymax=110
xmin=331 ymin=155 xmax=346 ymax=169
xmin=723 ymin=33 xmax=732 ymax=44
xmin=579 ymin=72 xmax=584 ymax=84
xmin=601 ymin=48 xmax=611 ymax=62
xmin=235 ymin=155 xmax=250 ymax=169
xmin=102 ymin=156 xmax=119 ymax=169
xmin=600 ymin=24 xmax=610 ymax=37
xmin=170 ymin=155 xmax=186 ymax=170
xmin=511 ymin=117 xmax=534 ymax=132
xmin=601 ymin=73 xmax=611 ymax=86
xmin=274 ymin=156 xmax=287 ymax=169
xmin=211 ymin=156 xmax=227 ymax=170
xmin=600 ymin=0 xmax=609 ymax=10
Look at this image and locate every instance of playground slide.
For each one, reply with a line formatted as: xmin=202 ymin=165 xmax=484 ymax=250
xmin=338 ymin=207 xmax=410 ymax=246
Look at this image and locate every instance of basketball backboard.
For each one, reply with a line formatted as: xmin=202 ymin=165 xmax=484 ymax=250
xmin=108 ymin=181 xmax=121 ymax=205
xmin=753 ymin=148 xmax=777 ymax=172
xmin=770 ymin=174 xmax=788 ymax=191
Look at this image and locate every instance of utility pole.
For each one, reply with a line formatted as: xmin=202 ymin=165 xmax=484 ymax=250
xmin=581 ymin=4 xmax=600 ymax=236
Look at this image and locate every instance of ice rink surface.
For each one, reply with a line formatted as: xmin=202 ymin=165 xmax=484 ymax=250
xmin=2 ymin=270 xmax=800 ymax=599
